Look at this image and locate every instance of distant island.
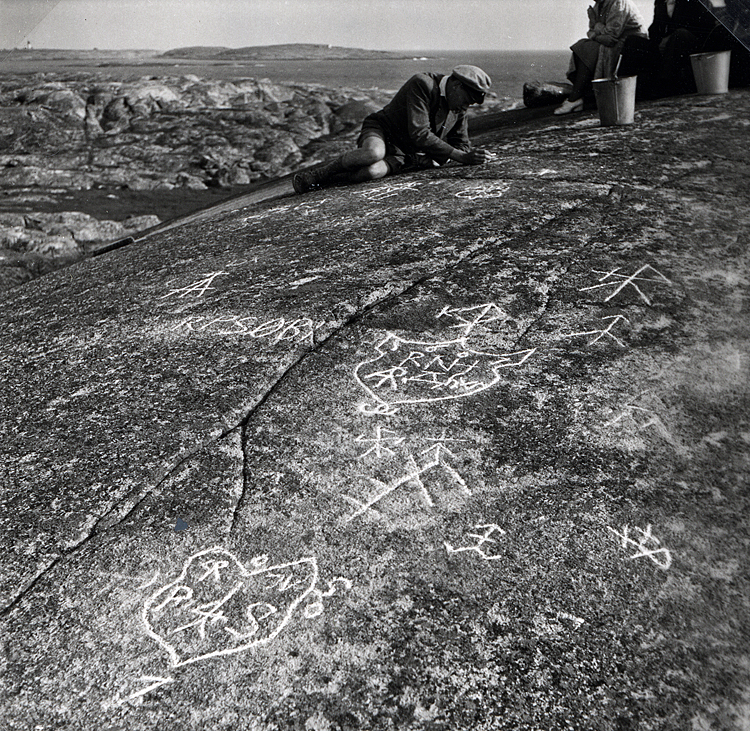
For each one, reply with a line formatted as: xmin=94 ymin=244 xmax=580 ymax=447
xmin=160 ymin=44 xmax=413 ymax=61
xmin=0 ymin=44 xmax=414 ymax=62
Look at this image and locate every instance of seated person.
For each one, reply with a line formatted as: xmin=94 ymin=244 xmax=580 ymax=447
xmin=555 ymin=0 xmax=648 ymax=115
xmin=648 ymin=0 xmax=734 ymax=94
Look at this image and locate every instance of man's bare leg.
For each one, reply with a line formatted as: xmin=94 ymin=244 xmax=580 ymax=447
xmin=293 ymin=135 xmax=389 ymax=193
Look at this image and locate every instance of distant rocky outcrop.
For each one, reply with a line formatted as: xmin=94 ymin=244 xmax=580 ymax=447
xmin=0 ymin=73 xmax=389 ymax=191
xmin=161 ymin=44 xmax=409 ymax=60
xmin=0 ymin=72 xmax=399 ymax=288
xmin=0 ymin=68 xmax=513 ymax=290
xmin=0 ymin=211 xmax=160 ymax=288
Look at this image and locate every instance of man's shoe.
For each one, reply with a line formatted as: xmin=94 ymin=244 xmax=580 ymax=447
xmin=292 ymin=170 xmax=321 ymax=194
xmin=554 ymin=98 xmax=584 ymax=115
xmin=292 ymin=158 xmax=348 ymax=194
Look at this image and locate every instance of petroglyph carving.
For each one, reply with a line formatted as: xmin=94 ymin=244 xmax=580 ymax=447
xmin=241 ymin=204 xmax=293 ymax=223
xmin=159 ymin=271 xmax=227 ymax=300
xmin=606 ymin=402 xmax=675 ymax=442
xmin=436 ymin=303 xmax=508 ymax=337
xmin=560 ymin=314 xmax=630 ymax=347
xmin=580 ymin=265 xmax=672 ymax=305
xmin=607 ymin=524 xmax=672 ymax=569
xmin=355 ymin=426 xmax=406 ymax=460
xmin=354 ymin=333 xmax=535 ymax=415
xmin=454 ymin=181 xmax=511 ymax=199
xmin=425 ymin=429 xmax=472 ymax=447
xmin=358 ymin=181 xmax=420 ymax=201
xmin=343 ymin=442 xmax=470 ymax=522
xmin=170 ymin=315 xmax=321 ymax=345
xmin=445 ymin=523 xmax=506 ymax=560
xmin=292 ymin=198 xmax=329 ymax=215
xmin=117 ymin=676 xmax=174 ymax=705
xmin=143 ymin=547 xmax=349 ymax=667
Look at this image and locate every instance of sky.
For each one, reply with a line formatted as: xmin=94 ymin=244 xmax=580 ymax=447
xmin=1 ymin=0 xmax=658 ymax=52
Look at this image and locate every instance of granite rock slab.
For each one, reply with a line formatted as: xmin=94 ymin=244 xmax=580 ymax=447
xmin=1 ymin=91 xmax=749 ymax=730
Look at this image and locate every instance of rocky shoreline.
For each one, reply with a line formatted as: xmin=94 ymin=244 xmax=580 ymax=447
xmin=0 ymin=70 xmax=513 ymax=290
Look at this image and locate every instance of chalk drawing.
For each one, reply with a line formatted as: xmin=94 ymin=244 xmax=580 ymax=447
xmin=170 ymin=315 xmax=321 ymax=345
xmin=117 ymin=676 xmax=175 ymax=705
xmin=454 ymin=181 xmax=511 ymax=200
xmin=436 ymin=303 xmax=508 ymax=337
xmin=354 ymin=333 xmax=535 ymax=415
xmin=343 ymin=441 xmax=470 ymax=522
xmin=240 ymin=204 xmax=294 ymax=224
xmin=444 ymin=523 xmax=506 ymax=561
xmin=579 ymin=265 xmax=673 ymax=305
xmin=292 ymin=199 xmax=329 ymax=215
xmin=158 ymin=271 xmax=227 ymax=300
xmin=356 ymin=426 xmax=406 ymax=460
xmin=303 ymin=577 xmax=353 ymax=619
xmin=533 ymin=610 xmax=586 ymax=636
xmin=425 ymin=429 xmax=472 ymax=447
xmin=358 ymin=181 xmax=421 ymax=201
xmin=608 ymin=524 xmax=672 ymax=570
xmin=559 ymin=314 xmax=630 ymax=347
xmin=143 ymin=547 xmax=349 ymax=667
xmin=606 ymin=402 xmax=677 ymax=445
xmin=136 ymin=571 xmax=161 ymax=591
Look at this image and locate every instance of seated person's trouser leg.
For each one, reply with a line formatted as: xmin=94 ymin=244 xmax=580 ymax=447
xmin=659 ymin=28 xmax=700 ymax=91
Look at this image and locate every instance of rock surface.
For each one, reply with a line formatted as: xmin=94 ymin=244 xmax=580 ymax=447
xmin=0 ymin=90 xmax=749 ymax=730
xmin=0 ymin=71 xmax=510 ymax=289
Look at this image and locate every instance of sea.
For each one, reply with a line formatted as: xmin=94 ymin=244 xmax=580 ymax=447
xmin=220 ymin=50 xmax=571 ymax=103
xmin=2 ymin=49 xmax=571 ymax=107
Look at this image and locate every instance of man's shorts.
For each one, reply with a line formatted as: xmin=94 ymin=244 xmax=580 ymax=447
xmin=357 ymin=116 xmax=408 ymax=175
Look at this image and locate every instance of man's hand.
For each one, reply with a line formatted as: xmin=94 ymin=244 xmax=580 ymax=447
xmin=454 ymin=148 xmax=496 ymax=165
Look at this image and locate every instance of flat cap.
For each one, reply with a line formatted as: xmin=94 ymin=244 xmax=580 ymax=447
xmin=451 ymin=64 xmax=492 ymax=104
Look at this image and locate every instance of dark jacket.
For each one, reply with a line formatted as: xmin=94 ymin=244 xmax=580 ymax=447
xmin=648 ymin=0 xmax=720 ymax=43
xmin=367 ymin=73 xmax=471 ymax=165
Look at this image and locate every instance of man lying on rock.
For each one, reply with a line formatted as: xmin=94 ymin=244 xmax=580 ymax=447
xmin=292 ymin=65 xmax=496 ymax=194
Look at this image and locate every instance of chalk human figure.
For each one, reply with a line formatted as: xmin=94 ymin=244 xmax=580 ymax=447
xmin=555 ymin=0 xmax=648 ymax=115
xmin=292 ymin=65 xmax=494 ymax=194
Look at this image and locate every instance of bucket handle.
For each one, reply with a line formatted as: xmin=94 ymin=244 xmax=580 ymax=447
xmin=612 ymin=54 xmax=623 ymax=80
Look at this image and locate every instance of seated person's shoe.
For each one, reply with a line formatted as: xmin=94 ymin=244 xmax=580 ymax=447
xmin=554 ymin=98 xmax=584 ymax=115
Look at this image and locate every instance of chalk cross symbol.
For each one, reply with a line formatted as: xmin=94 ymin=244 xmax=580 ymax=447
xmin=159 ymin=271 xmax=227 ymax=300
xmin=343 ymin=442 xmax=470 ymax=523
xmin=445 ymin=523 xmax=506 ymax=561
xmin=425 ymin=429 xmax=472 ymax=446
xmin=355 ymin=426 xmax=406 ymax=459
xmin=560 ymin=314 xmax=630 ymax=347
xmin=607 ymin=524 xmax=672 ymax=570
xmin=579 ymin=265 xmax=672 ymax=305
xmin=436 ymin=303 xmax=508 ymax=337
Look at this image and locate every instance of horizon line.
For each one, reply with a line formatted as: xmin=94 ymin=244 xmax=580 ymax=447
xmin=1 ymin=45 xmax=571 ymax=54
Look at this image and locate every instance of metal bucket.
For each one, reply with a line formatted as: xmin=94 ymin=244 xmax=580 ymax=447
xmin=592 ymin=76 xmax=638 ymax=126
xmin=690 ymin=50 xmax=731 ymax=95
